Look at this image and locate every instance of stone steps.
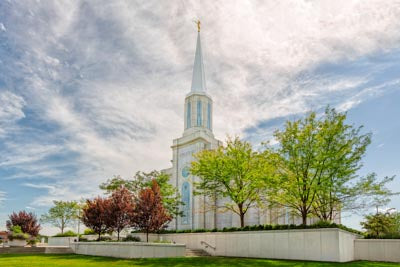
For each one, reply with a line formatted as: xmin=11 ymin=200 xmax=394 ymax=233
xmin=0 ymin=247 xmax=46 ymax=254
xmin=0 ymin=246 xmax=73 ymax=254
xmin=185 ymin=248 xmax=210 ymax=257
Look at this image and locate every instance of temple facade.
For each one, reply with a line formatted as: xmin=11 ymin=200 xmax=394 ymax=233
xmin=163 ymin=25 xmax=340 ymax=230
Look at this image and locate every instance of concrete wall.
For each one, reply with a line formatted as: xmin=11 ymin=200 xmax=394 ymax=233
xmin=71 ymin=242 xmax=186 ymax=259
xmin=355 ymin=239 xmax=400 ymax=263
xmin=132 ymin=228 xmax=359 ymax=262
xmin=48 ymin=237 xmax=77 ymax=246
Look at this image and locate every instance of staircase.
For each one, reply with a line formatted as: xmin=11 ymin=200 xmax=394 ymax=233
xmin=0 ymin=247 xmax=46 ymax=254
xmin=0 ymin=246 xmax=73 ymax=254
xmin=185 ymin=248 xmax=210 ymax=257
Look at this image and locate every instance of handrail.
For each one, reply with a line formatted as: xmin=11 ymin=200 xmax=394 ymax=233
xmin=200 ymin=240 xmax=216 ymax=250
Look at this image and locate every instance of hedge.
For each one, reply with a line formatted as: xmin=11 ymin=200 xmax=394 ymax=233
xmin=132 ymin=221 xmax=363 ymax=235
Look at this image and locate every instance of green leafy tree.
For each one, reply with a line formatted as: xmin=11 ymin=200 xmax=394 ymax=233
xmin=361 ymin=212 xmax=396 ymax=237
xmin=191 ymin=137 xmax=274 ymax=227
xmin=270 ymin=108 xmax=395 ymax=224
xmin=392 ymin=212 xmax=400 ymax=234
xmin=41 ymin=201 xmax=80 ymax=234
xmin=100 ymin=171 xmax=182 ymax=218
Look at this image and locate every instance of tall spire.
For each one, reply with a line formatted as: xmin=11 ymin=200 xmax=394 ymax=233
xmin=191 ymin=20 xmax=206 ymax=93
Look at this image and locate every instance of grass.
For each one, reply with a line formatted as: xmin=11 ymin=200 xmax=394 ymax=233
xmin=0 ymin=254 xmax=398 ymax=267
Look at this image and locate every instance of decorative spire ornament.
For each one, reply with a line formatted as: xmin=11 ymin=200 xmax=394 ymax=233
xmin=191 ymin=20 xmax=206 ymax=93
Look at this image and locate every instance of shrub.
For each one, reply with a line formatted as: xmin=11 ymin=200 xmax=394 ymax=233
xmin=27 ymin=239 xmax=38 ymax=246
xmin=8 ymin=225 xmax=30 ymax=241
xmin=153 ymin=222 xmax=362 ymax=235
xmin=365 ymin=233 xmax=400 ymax=239
xmin=83 ymin=229 xmax=96 ymax=235
xmin=9 ymin=233 xmax=30 ymax=241
xmin=54 ymin=230 xmax=77 ymax=237
xmin=123 ymin=235 xmax=141 ymax=242
xmin=97 ymin=236 xmax=112 ymax=241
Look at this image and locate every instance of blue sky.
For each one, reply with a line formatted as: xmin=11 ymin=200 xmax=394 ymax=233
xmin=0 ymin=1 xmax=399 ymax=234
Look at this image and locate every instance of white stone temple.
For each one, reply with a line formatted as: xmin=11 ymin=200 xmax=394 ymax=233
xmin=163 ymin=24 xmax=341 ymax=230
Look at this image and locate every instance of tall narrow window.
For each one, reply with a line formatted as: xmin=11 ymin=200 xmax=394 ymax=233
xmin=197 ymin=100 xmax=202 ymax=126
xmin=181 ymin=182 xmax=191 ymax=225
xmin=186 ymin=102 xmax=191 ymax=129
xmin=207 ymin=102 xmax=211 ymax=130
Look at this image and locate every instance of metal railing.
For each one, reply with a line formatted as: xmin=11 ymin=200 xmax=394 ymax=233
xmin=200 ymin=240 xmax=216 ymax=250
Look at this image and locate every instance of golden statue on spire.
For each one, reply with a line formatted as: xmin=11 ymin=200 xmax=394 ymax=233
xmin=196 ymin=20 xmax=201 ymax=32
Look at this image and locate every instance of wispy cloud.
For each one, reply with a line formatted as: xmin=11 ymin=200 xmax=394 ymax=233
xmin=0 ymin=1 xmax=399 ymax=208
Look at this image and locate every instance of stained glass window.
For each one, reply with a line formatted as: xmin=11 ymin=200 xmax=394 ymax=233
xmin=187 ymin=102 xmax=191 ymax=128
xmin=181 ymin=182 xmax=191 ymax=225
xmin=207 ymin=102 xmax=211 ymax=130
xmin=197 ymin=100 xmax=202 ymax=126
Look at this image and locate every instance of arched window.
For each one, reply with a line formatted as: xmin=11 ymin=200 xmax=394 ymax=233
xmin=186 ymin=102 xmax=191 ymax=129
xmin=181 ymin=182 xmax=191 ymax=225
xmin=207 ymin=102 xmax=211 ymax=130
xmin=197 ymin=100 xmax=202 ymax=126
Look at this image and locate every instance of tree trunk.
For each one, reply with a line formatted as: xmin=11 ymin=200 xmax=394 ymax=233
xmin=98 ymin=232 xmax=101 ymax=241
xmin=238 ymin=203 xmax=245 ymax=228
xmin=146 ymin=230 xmax=149 ymax=242
xmin=117 ymin=230 xmax=120 ymax=241
xmin=302 ymin=210 xmax=307 ymax=225
xmin=61 ymin=219 xmax=65 ymax=234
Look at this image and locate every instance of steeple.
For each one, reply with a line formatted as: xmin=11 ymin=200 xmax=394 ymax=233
xmin=191 ymin=21 xmax=206 ymax=93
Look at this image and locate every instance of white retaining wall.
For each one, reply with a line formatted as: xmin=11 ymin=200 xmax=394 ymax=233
xmin=48 ymin=236 xmax=77 ymax=246
xmin=354 ymin=239 xmax=400 ymax=263
xmin=71 ymin=242 xmax=186 ymax=259
xmin=133 ymin=228 xmax=359 ymax=262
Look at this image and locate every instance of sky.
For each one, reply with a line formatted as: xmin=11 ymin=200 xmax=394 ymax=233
xmin=0 ymin=0 xmax=399 ymax=235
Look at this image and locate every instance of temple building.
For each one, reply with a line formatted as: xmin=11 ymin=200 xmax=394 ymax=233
xmin=163 ymin=23 xmax=340 ymax=230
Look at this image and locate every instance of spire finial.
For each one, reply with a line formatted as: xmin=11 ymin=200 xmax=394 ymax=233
xmin=196 ymin=20 xmax=201 ymax=32
xmin=190 ymin=20 xmax=206 ymax=93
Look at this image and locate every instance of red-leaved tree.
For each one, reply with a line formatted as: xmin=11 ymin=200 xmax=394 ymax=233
xmin=81 ymin=197 xmax=112 ymax=240
xmin=108 ymin=186 xmax=135 ymax=240
xmin=6 ymin=211 xmax=41 ymax=236
xmin=131 ymin=180 xmax=172 ymax=242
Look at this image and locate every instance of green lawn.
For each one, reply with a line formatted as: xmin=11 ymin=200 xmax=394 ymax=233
xmin=0 ymin=254 xmax=398 ymax=267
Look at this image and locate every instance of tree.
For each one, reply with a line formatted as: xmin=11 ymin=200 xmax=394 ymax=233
xmin=6 ymin=211 xmax=41 ymax=236
xmin=191 ymin=137 xmax=273 ymax=227
xmin=81 ymin=197 xmax=112 ymax=240
xmin=270 ymin=107 xmax=394 ymax=224
xmin=108 ymin=187 xmax=135 ymax=240
xmin=361 ymin=212 xmax=396 ymax=237
xmin=40 ymin=201 xmax=79 ymax=234
xmin=100 ymin=171 xmax=182 ymax=218
xmin=131 ymin=180 xmax=171 ymax=242
xmin=392 ymin=212 xmax=400 ymax=234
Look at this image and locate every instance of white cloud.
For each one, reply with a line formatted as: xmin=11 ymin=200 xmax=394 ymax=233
xmin=0 ymin=91 xmax=26 ymax=136
xmin=0 ymin=1 xmax=400 ymax=208
xmin=0 ymin=23 xmax=6 ymax=32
